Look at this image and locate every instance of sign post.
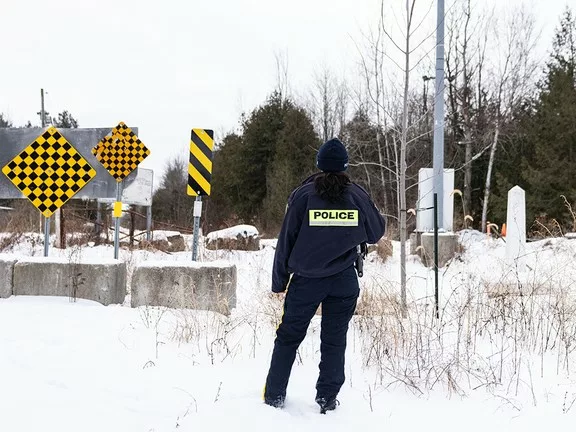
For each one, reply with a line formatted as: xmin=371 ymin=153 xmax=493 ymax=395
xmin=92 ymin=122 xmax=150 ymax=259
xmin=44 ymin=216 xmax=50 ymax=257
xmin=192 ymin=196 xmax=202 ymax=261
xmin=1 ymin=127 xmax=97 ymax=257
xmin=113 ymin=181 xmax=123 ymax=259
xmin=187 ymin=128 xmax=214 ymax=261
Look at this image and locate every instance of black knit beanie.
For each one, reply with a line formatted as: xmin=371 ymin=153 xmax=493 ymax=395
xmin=316 ymin=138 xmax=348 ymax=172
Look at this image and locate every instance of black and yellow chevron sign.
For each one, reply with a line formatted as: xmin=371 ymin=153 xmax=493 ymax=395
xmin=187 ymin=128 xmax=214 ymax=196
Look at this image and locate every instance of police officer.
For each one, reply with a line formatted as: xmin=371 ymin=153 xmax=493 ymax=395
xmin=263 ymin=137 xmax=386 ymax=413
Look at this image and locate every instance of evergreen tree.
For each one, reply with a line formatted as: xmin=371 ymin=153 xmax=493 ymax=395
xmin=521 ymin=8 xmax=576 ymax=228
xmin=151 ymin=156 xmax=192 ymax=228
xmin=0 ymin=114 xmax=12 ymax=127
xmin=263 ymin=105 xmax=319 ymax=229
xmin=53 ymin=110 xmax=79 ymax=128
xmin=205 ymin=92 xmax=320 ymax=232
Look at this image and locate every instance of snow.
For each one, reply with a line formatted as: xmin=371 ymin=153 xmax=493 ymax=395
xmin=206 ymin=224 xmax=259 ymax=241
xmin=151 ymin=230 xmax=184 ymax=242
xmin=1 ymin=230 xmax=576 ymax=431
xmin=136 ymin=259 xmax=233 ymax=269
xmin=9 ymin=255 xmax=121 ymax=265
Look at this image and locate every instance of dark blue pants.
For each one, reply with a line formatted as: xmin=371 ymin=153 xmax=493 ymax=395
xmin=264 ymin=265 xmax=360 ymax=402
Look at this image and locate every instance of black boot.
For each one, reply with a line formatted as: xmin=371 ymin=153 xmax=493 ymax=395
xmin=316 ymin=396 xmax=339 ymax=414
xmin=264 ymin=394 xmax=285 ymax=409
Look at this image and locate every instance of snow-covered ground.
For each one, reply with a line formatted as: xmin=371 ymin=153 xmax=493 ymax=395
xmin=1 ymin=229 xmax=576 ymax=431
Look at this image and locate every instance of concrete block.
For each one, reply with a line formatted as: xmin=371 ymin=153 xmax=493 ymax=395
xmin=0 ymin=255 xmax=16 ymax=298
xmin=420 ymin=232 xmax=458 ymax=268
xmin=131 ymin=260 xmax=237 ymax=315
xmin=13 ymin=257 xmax=126 ymax=305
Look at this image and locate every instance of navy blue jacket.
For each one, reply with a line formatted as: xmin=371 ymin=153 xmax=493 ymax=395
xmin=271 ymin=174 xmax=386 ymax=293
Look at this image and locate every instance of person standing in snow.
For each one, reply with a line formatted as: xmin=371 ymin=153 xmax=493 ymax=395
xmin=263 ymin=137 xmax=386 ymax=414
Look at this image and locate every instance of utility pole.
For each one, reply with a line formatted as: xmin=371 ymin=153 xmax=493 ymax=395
xmin=433 ymin=0 xmax=445 ymax=231
xmin=37 ymin=88 xmax=49 ymax=127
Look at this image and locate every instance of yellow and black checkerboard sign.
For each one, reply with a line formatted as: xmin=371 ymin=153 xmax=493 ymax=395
xmin=92 ymin=122 xmax=150 ymax=182
xmin=1 ymin=127 xmax=97 ymax=217
xmin=187 ymin=128 xmax=214 ymax=196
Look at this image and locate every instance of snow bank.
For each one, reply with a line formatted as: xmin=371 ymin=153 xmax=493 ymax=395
xmin=136 ymin=259 xmax=233 ymax=269
xmin=206 ymin=224 xmax=259 ymax=241
xmin=0 ymin=229 xmax=576 ymax=431
xmin=12 ymin=255 xmax=121 ymax=265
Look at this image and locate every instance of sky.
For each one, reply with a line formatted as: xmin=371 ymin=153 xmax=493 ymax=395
xmin=0 ymin=0 xmax=572 ymax=186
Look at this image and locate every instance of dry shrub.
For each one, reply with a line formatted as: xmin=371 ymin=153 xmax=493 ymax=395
xmin=0 ymin=232 xmax=23 ymax=252
xmin=0 ymin=200 xmax=41 ymax=233
xmin=353 ymin=269 xmax=576 ymax=398
xmin=376 ymin=238 xmax=393 ymax=262
xmin=561 ymin=195 xmax=576 ymax=232
xmin=205 ymin=236 xmax=260 ymax=251
xmin=530 ymin=214 xmax=564 ymax=239
xmin=355 ymin=285 xmax=400 ymax=316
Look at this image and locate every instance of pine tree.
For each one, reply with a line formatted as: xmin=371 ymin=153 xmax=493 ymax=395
xmin=205 ymin=92 xmax=320 ymax=232
xmin=152 ymin=156 xmax=192 ymax=228
xmin=521 ymin=8 xmax=576 ymax=228
xmin=0 ymin=113 xmax=12 ymax=127
xmin=53 ymin=110 xmax=79 ymax=128
xmin=263 ymin=105 xmax=319 ymax=229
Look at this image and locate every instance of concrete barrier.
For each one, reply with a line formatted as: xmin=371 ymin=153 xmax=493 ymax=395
xmin=0 ymin=255 xmax=16 ymax=298
xmin=131 ymin=260 xmax=237 ymax=315
xmin=12 ymin=257 xmax=126 ymax=305
xmin=420 ymin=232 xmax=458 ymax=268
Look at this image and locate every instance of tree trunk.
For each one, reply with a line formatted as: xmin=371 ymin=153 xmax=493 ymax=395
xmin=481 ymin=121 xmax=500 ymax=233
xmin=399 ymin=1 xmax=412 ymax=318
xmin=463 ymin=129 xmax=473 ymax=224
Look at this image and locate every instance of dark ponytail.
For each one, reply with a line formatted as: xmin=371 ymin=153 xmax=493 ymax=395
xmin=314 ymin=172 xmax=351 ymax=203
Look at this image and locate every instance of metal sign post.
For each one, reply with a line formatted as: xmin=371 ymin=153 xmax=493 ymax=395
xmin=44 ymin=216 xmax=50 ymax=257
xmin=433 ymin=193 xmax=439 ymax=320
xmin=113 ymin=181 xmax=124 ymax=259
xmin=146 ymin=206 xmax=152 ymax=241
xmin=192 ymin=196 xmax=202 ymax=261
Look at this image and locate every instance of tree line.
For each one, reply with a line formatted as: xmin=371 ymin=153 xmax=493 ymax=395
xmin=152 ymin=5 xmax=576 ymax=240
xmin=3 ymin=4 xmax=575 ymax=241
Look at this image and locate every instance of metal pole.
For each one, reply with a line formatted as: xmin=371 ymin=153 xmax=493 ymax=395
xmin=433 ymin=0 xmax=445 ymax=231
xmin=40 ymin=89 xmax=46 ymax=127
xmin=146 ymin=206 xmax=152 ymax=241
xmin=39 ymin=89 xmax=46 ymax=234
xmin=192 ymin=195 xmax=202 ymax=261
xmin=114 ymin=182 xmax=123 ymax=259
xmin=44 ymin=215 xmax=50 ymax=257
xmin=433 ymin=193 xmax=439 ymax=319
xmin=96 ymin=201 xmax=102 ymax=236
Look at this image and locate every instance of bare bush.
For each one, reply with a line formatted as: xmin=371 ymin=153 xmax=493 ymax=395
xmin=354 ymin=265 xmax=576 ymax=400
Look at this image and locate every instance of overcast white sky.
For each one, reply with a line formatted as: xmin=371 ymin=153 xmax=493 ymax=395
xmin=0 ymin=0 xmax=572 ymax=183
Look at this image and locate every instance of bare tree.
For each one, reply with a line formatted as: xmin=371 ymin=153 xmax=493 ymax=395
xmin=354 ymin=0 xmax=437 ymax=317
xmin=274 ymin=49 xmax=291 ymax=102
xmin=306 ymin=67 xmax=349 ymax=142
xmin=481 ymin=6 xmax=539 ymax=232
xmin=445 ymin=0 xmax=492 ymax=226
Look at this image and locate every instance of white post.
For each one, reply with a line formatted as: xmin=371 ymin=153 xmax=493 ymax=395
xmin=505 ymin=186 xmax=527 ymax=272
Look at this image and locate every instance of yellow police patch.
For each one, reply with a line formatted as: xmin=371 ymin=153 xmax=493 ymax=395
xmin=309 ymin=210 xmax=359 ymax=226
